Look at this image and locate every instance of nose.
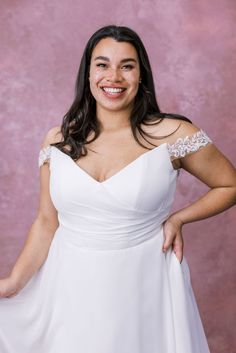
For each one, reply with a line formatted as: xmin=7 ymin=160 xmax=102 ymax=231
xmin=106 ymin=68 xmax=122 ymax=82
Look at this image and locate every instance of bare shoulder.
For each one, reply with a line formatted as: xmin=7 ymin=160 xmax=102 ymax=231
xmin=162 ymin=118 xmax=201 ymax=144
xmin=40 ymin=125 xmax=63 ymax=149
xmin=142 ymin=117 xmax=201 ymax=145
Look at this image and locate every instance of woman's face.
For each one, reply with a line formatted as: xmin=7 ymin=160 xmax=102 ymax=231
xmin=89 ymin=37 xmax=141 ymax=113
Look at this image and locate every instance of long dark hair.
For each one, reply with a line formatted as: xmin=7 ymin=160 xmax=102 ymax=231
xmin=51 ymin=25 xmax=192 ymax=159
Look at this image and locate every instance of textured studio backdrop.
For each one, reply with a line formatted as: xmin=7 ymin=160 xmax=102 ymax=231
xmin=0 ymin=1 xmax=235 ymax=352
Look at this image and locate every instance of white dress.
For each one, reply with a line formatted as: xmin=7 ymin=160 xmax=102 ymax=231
xmin=0 ymin=129 xmax=212 ymax=353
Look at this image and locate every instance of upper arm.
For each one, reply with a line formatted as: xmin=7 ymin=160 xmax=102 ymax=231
xmin=37 ymin=126 xmax=62 ymax=226
xmin=167 ymin=120 xmax=236 ymax=189
xmin=180 ymin=142 xmax=236 ymax=189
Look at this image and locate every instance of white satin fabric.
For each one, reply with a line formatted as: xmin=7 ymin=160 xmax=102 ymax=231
xmin=0 ymin=143 xmax=211 ymax=353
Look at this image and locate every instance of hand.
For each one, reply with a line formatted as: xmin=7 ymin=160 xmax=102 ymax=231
xmin=162 ymin=214 xmax=184 ymax=264
xmin=0 ymin=276 xmax=21 ymax=299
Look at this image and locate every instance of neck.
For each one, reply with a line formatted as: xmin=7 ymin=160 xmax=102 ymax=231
xmin=96 ymin=105 xmax=132 ymax=133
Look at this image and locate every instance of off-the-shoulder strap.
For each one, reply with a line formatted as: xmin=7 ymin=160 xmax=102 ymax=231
xmin=167 ymin=129 xmax=213 ymax=161
xmin=38 ymin=145 xmax=52 ymax=167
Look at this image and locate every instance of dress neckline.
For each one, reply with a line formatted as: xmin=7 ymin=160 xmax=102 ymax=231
xmin=51 ymin=142 xmax=177 ymax=185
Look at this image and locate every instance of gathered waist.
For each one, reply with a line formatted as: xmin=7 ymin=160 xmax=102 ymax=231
xmin=54 ymin=223 xmax=164 ymax=250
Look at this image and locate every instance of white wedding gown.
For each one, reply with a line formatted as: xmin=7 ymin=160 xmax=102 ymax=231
xmin=0 ymin=129 xmax=212 ymax=353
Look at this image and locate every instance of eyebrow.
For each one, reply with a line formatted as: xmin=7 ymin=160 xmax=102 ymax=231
xmin=94 ymin=56 xmax=137 ymax=64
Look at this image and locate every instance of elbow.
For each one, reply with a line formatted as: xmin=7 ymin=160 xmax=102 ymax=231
xmin=35 ymin=214 xmax=59 ymax=232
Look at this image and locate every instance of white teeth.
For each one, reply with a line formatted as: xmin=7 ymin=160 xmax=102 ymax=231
xmin=102 ymin=87 xmax=125 ymax=93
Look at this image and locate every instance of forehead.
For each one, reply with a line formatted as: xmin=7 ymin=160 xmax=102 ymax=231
xmin=91 ymin=37 xmax=138 ymax=61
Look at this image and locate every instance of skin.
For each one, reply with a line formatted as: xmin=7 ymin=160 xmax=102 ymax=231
xmin=89 ymin=37 xmax=141 ymax=127
xmin=0 ymin=38 xmax=236 ymax=299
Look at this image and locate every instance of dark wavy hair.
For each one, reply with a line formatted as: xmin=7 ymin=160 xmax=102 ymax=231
xmin=51 ymin=24 xmax=192 ymax=159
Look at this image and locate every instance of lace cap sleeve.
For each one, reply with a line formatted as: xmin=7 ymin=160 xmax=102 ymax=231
xmin=167 ymin=129 xmax=213 ymax=160
xmin=38 ymin=146 xmax=52 ymax=167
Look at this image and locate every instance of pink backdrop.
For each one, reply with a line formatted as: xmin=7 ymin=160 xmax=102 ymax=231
xmin=0 ymin=1 xmax=235 ymax=352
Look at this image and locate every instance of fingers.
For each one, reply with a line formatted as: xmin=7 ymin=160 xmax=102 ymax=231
xmin=162 ymin=232 xmax=181 ymax=252
xmin=162 ymin=238 xmax=172 ymax=253
xmin=173 ymin=245 xmax=183 ymax=263
xmin=172 ymin=234 xmax=184 ymax=263
xmin=163 ymin=231 xmax=184 ymax=264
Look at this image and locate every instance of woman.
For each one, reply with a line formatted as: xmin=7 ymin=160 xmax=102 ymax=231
xmin=0 ymin=25 xmax=235 ymax=353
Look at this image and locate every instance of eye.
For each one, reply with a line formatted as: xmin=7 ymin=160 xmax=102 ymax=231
xmin=96 ymin=63 xmax=106 ymax=68
xmin=122 ymin=65 xmax=134 ymax=70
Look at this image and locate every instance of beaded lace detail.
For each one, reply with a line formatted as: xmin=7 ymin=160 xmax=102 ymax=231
xmin=38 ymin=146 xmax=51 ymax=167
xmin=167 ymin=129 xmax=212 ymax=160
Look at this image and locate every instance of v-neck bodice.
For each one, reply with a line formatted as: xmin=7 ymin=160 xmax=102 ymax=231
xmin=37 ymin=128 xmax=212 ymax=250
xmin=51 ymin=141 xmax=175 ymax=185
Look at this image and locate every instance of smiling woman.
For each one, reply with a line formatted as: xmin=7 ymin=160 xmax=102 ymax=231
xmin=0 ymin=24 xmax=235 ymax=353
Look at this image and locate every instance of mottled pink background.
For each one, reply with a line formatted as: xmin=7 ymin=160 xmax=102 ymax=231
xmin=0 ymin=1 xmax=235 ymax=352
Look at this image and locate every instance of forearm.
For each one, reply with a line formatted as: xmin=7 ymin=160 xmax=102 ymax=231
xmin=171 ymin=186 xmax=236 ymax=225
xmin=10 ymin=217 xmax=58 ymax=289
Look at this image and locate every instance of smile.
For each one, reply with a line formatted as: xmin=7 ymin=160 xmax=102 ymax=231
xmin=101 ymin=87 xmax=127 ymax=99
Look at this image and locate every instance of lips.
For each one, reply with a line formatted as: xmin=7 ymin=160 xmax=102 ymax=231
xmin=101 ymin=86 xmax=127 ymax=93
xmin=100 ymin=86 xmax=127 ymax=99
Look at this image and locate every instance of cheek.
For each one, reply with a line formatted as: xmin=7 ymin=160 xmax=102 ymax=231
xmin=127 ymin=76 xmax=140 ymax=91
xmin=90 ymin=82 xmax=100 ymax=98
xmin=90 ymin=68 xmax=103 ymax=83
xmin=89 ymin=72 xmax=102 ymax=95
xmin=125 ymin=72 xmax=140 ymax=86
